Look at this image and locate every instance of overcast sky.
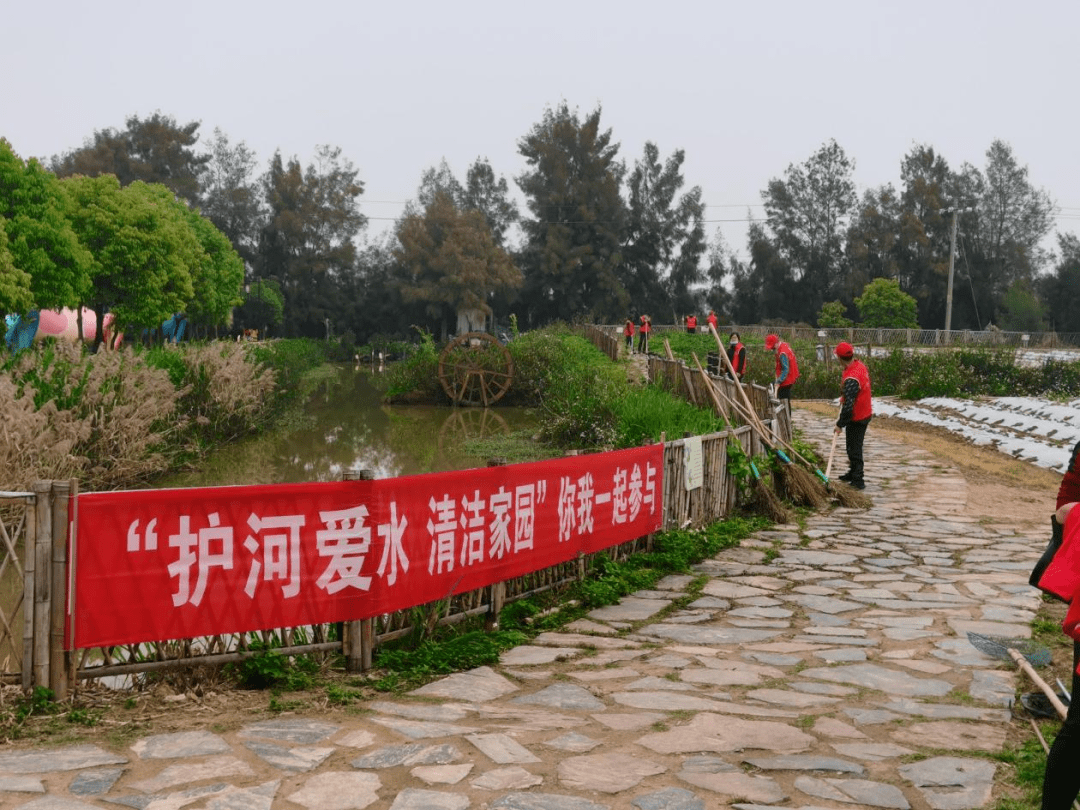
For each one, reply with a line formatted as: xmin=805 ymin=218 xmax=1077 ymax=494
xmin=5 ymin=0 xmax=1078 ymax=259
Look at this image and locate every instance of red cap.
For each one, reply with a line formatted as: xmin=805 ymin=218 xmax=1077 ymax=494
xmin=835 ymin=341 xmax=854 ymax=359
xmin=764 ymin=334 xmax=779 ymax=349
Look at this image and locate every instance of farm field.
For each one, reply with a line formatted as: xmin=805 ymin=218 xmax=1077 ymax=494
xmin=875 ymin=396 xmax=1080 ymax=473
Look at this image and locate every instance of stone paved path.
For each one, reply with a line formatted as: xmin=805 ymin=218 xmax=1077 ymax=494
xmin=2 ymin=409 xmax=1047 ymax=810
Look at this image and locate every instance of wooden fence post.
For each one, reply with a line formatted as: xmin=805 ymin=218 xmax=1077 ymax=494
xmin=485 ymin=458 xmax=507 ymax=631
xmin=49 ymin=480 xmax=71 ymax=700
xmin=342 ymin=469 xmax=375 ymax=673
xmin=31 ymin=481 xmax=51 ymax=693
xmin=21 ymin=489 xmax=38 ymax=693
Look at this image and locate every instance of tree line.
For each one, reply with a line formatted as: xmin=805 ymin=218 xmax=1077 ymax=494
xmin=3 ymin=106 xmax=1078 ymax=350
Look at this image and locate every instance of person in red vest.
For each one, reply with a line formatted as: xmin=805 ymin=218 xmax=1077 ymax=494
xmin=685 ymin=314 xmax=697 ymax=334
xmin=623 ymin=319 xmax=635 ymax=353
xmin=637 ymin=315 xmax=651 ymax=354
xmin=706 ymin=310 xmax=718 ymax=333
xmin=832 ymin=341 xmax=872 ymax=490
xmin=764 ymin=334 xmax=799 ymax=405
xmin=1039 ymin=440 xmax=1080 ymax=810
xmin=726 ymin=332 xmax=747 ymax=380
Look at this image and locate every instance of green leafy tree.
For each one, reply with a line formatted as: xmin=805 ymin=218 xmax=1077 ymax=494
xmin=844 ymin=185 xmax=901 ymax=301
xmin=620 ymin=142 xmax=706 ymax=320
xmin=395 ymin=191 xmax=522 ymax=338
xmin=895 ymin=144 xmax=954 ymax=327
xmin=462 ymin=158 xmax=519 ymax=248
xmin=199 ymin=128 xmax=264 ymax=266
xmin=762 ymin=139 xmax=857 ymax=319
xmin=61 ymin=175 xmax=198 ymax=345
xmin=236 ymin=277 xmax=285 ymax=336
xmin=997 ymin=279 xmax=1046 ymax=332
xmin=854 ymin=278 xmax=919 ymax=328
xmin=180 ymin=207 xmax=245 ymax=334
xmin=1042 ymin=233 xmax=1080 ymax=333
xmin=0 ymin=139 xmax=92 ymax=313
xmin=0 ymin=217 xmax=33 ymax=317
xmin=817 ymin=300 xmax=853 ymax=328
xmin=51 ymin=112 xmax=209 ymax=206
xmin=962 ymin=140 xmax=1056 ymax=328
xmin=516 ymin=103 xmax=627 ymax=325
xmin=255 ymin=146 xmax=366 ymax=337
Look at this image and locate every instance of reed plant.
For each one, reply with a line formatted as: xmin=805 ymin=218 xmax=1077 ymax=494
xmin=1 ymin=338 xmax=329 ymax=492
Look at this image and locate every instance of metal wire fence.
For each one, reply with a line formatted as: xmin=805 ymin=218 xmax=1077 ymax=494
xmin=603 ymin=324 xmax=1080 ymax=350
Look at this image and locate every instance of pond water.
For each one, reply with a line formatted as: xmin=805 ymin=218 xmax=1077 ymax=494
xmin=156 ymin=364 xmax=541 ymax=488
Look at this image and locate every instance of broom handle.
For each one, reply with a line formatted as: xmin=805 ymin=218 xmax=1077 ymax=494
xmin=1009 ymin=647 xmax=1069 ymax=719
xmin=708 ymin=326 xmax=806 ymax=460
xmin=691 ymin=353 xmax=732 ymax=428
xmin=825 ymin=431 xmax=838 ymax=480
xmin=710 ymin=325 xmax=768 ymax=434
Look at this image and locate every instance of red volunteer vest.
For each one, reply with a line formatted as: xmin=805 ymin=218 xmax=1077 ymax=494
xmin=842 ymin=359 xmax=872 ymax=421
xmin=732 ymin=342 xmax=746 ymax=375
xmin=687 ymin=316 xmax=697 ymax=329
xmin=775 ymin=342 xmax=799 ymax=386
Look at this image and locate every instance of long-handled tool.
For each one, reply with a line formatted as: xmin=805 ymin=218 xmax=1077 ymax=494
xmin=691 ymin=352 xmax=791 ymax=523
xmin=699 ymin=351 xmax=829 ymax=509
xmin=708 ymin=325 xmax=870 ymax=508
xmin=825 ymin=431 xmax=839 ymax=481
xmin=967 ymin=632 xmax=1067 ymax=719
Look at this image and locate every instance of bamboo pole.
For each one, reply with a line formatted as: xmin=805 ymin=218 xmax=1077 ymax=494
xmin=32 ymin=481 xmax=51 ymax=692
xmin=21 ymin=490 xmax=37 ymax=693
xmin=49 ymin=481 xmax=70 ymax=700
xmin=342 ymin=469 xmax=375 ymax=672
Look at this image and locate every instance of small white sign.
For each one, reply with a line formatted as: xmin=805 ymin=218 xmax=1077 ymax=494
xmin=684 ymin=436 xmax=703 ymax=491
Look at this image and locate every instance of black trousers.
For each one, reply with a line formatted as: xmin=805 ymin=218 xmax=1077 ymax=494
xmin=1043 ymin=640 xmax=1080 ymax=810
xmin=844 ymin=418 xmax=870 ymax=485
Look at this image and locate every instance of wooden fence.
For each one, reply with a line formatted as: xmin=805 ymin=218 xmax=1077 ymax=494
xmin=2 ymin=344 xmax=789 ymax=695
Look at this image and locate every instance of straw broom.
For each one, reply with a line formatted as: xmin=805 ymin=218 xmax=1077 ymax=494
xmin=707 ymin=325 xmax=870 ymax=509
xmin=704 ymin=336 xmax=829 ymax=509
xmin=690 ymin=353 xmax=792 ymax=524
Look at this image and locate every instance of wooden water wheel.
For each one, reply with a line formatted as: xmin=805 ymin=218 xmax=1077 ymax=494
xmin=437 ymin=332 xmax=514 ymax=406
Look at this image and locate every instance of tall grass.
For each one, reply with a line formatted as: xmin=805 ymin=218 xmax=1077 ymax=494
xmin=1 ymin=338 xmax=329 ymax=491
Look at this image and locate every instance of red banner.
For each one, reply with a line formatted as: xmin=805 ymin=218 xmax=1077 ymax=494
xmin=71 ymin=444 xmax=664 ymax=648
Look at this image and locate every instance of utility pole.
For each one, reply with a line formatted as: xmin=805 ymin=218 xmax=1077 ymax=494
xmin=942 ymin=206 xmax=973 ymax=344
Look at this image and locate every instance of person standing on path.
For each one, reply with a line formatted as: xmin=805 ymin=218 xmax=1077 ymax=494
xmin=1039 ymin=440 xmax=1080 ymax=810
xmin=726 ymin=332 xmax=747 ymax=380
xmin=638 ymin=315 xmax=651 ymax=354
xmin=624 ymin=319 xmax=635 ymax=353
xmin=686 ymin=314 xmax=697 ymax=334
xmin=833 ymin=341 xmax=872 ymax=490
xmin=707 ymin=310 xmax=718 ymax=333
xmin=765 ymin=334 xmax=799 ymax=406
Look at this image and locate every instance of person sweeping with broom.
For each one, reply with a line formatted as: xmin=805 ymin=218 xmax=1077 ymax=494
xmin=833 ymin=342 xmax=871 ymax=491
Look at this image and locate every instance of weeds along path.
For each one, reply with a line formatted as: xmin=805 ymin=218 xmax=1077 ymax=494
xmin=0 ymin=405 xmax=1051 ymax=808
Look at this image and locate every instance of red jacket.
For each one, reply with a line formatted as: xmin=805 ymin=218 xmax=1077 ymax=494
xmin=687 ymin=316 xmax=697 ymax=329
xmin=774 ymin=342 xmax=799 ymax=387
xmin=624 ymin=322 xmax=635 ymax=337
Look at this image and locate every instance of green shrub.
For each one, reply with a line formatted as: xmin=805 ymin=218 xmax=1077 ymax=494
xmin=382 ymin=327 xmax=441 ymax=401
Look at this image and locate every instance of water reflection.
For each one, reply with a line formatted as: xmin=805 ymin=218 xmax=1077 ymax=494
xmin=157 ymin=366 xmax=539 ymax=488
